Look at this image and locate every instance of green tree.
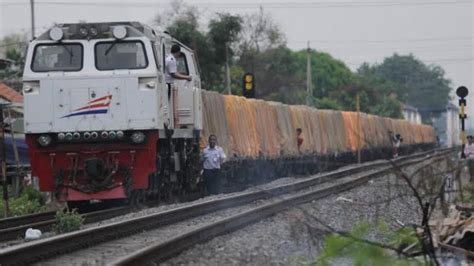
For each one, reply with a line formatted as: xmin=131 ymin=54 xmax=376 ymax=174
xmin=293 ymin=50 xmax=356 ymax=108
xmin=347 ymin=74 xmax=403 ymax=118
xmin=358 ymin=54 xmax=452 ymax=111
xmin=0 ymin=33 xmax=28 ymax=86
xmin=153 ymin=4 xmax=445 ymax=120
xmin=208 ymin=13 xmax=242 ymax=63
xmin=166 ymin=18 xmax=218 ymax=90
xmin=239 ymin=46 xmax=304 ymax=104
xmin=207 ymin=13 xmax=243 ymax=91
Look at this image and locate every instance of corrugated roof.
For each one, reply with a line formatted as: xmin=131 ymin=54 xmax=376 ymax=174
xmin=0 ymin=83 xmax=23 ymax=103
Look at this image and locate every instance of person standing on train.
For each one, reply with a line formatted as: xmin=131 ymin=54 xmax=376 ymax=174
xmin=165 ymin=44 xmax=192 ymax=96
xmin=464 ymin=135 xmax=474 ymax=181
xmin=296 ymin=128 xmax=304 ymax=153
xmin=201 ymin=135 xmax=227 ymax=195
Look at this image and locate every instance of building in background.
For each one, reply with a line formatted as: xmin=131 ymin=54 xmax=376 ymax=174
xmin=0 ymin=83 xmax=28 ymax=166
xmin=425 ymin=103 xmax=460 ymax=148
xmin=402 ymin=104 xmax=422 ymax=124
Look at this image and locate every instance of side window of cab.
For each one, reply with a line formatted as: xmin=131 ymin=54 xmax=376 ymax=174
xmin=176 ymin=53 xmax=189 ymax=75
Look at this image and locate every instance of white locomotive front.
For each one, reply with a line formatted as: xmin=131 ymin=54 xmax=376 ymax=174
xmin=23 ymin=22 xmax=203 ymax=205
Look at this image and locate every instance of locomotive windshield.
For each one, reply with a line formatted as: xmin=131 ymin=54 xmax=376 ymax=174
xmin=32 ymin=43 xmax=83 ymax=72
xmin=95 ymin=41 xmax=148 ymax=70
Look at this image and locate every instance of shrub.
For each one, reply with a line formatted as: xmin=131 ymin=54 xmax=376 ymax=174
xmin=22 ymin=186 xmax=46 ymax=205
xmin=0 ymin=185 xmax=46 ymax=217
xmin=8 ymin=196 xmax=43 ymax=216
xmin=53 ymin=209 xmax=84 ymax=234
xmin=316 ymin=222 xmax=423 ymax=266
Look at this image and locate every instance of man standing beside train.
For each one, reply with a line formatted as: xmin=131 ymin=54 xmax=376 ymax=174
xmin=201 ymin=135 xmax=227 ymax=195
xmin=464 ymin=135 xmax=474 ymax=181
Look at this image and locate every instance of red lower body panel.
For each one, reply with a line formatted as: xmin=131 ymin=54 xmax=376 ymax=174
xmin=26 ymin=131 xmax=158 ymax=202
xmin=58 ymin=186 xmax=126 ymax=201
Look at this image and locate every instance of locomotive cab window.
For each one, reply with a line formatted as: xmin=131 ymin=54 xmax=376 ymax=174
xmin=31 ymin=43 xmax=83 ymax=72
xmin=95 ymin=41 xmax=148 ymax=70
xmin=176 ymin=53 xmax=189 ymax=75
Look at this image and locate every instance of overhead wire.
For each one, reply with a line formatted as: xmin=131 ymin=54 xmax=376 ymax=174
xmin=1 ymin=0 xmax=473 ymax=8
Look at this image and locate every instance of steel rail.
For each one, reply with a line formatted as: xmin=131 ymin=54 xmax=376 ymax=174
xmin=0 ymin=149 xmax=452 ymax=265
xmin=0 ymin=211 xmax=55 ymax=230
xmin=0 ymin=206 xmax=131 ymax=242
xmin=112 ymin=152 xmax=452 ymax=265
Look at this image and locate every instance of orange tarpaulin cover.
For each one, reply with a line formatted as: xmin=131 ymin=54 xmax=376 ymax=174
xmin=201 ymin=90 xmax=435 ymax=158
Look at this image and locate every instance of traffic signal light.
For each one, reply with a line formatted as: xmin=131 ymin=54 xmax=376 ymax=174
xmin=242 ymin=73 xmax=255 ymax=98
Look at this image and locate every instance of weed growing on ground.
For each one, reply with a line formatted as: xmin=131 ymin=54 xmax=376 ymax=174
xmin=53 ymin=209 xmax=84 ymax=234
xmin=0 ymin=185 xmax=46 ymax=216
xmin=315 ymin=222 xmax=425 ymax=266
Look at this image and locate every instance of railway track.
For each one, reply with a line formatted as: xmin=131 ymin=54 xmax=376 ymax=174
xmin=0 ymin=148 xmax=453 ymax=265
xmin=0 ymin=206 xmax=132 ymax=242
xmin=0 ymin=148 xmax=445 ymax=242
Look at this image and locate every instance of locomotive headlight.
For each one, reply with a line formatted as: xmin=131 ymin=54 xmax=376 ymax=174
xmin=57 ymin=133 xmax=66 ymax=140
xmin=89 ymin=27 xmax=98 ymax=37
xmin=79 ymin=27 xmax=88 ymax=38
xmin=73 ymin=132 xmax=81 ymax=140
xmin=91 ymin=132 xmax=99 ymax=139
xmin=83 ymin=132 xmax=91 ymax=140
xmin=130 ymin=131 xmax=146 ymax=144
xmin=108 ymin=131 xmax=116 ymax=139
xmin=101 ymin=131 xmax=109 ymax=139
xmin=37 ymin=135 xmax=52 ymax=147
xmin=65 ymin=132 xmax=73 ymax=141
xmin=116 ymin=131 xmax=124 ymax=139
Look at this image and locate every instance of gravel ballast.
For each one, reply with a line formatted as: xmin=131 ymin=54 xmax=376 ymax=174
xmin=36 ymin=167 xmax=384 ymax=266
xmin=163 ymin=157 xmax=451 ymax=265
xmin=17 ymin=154 xmax=450 ymax=265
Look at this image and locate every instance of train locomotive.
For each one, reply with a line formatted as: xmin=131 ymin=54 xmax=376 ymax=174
xmin=23 ymin=22 xmax=436 ymax=206
xmin=23 ymin=22 xmax=202 ymax=205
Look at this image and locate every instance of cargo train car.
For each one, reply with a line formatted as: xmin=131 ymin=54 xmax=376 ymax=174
xmin=200 ymin=91 xmax=435 ymax=183
xmin=22 ymin=22 xmax=435 ymax=206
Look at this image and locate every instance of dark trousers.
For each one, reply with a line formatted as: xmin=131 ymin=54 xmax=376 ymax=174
xmin=203 ymin=169 xmax=221 ymax=195
xmin=468 ymin=159 xmax=474 ymax=182
xmin=167 ymin=83 xmax=172 ymax=99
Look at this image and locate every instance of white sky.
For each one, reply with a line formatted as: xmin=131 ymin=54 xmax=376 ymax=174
xmin=1 ymin=0 xmax=473 ymax=126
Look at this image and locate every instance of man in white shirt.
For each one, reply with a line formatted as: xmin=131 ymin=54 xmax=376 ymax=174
xmin=164 ymin=44 xmax=192 ymax=126
xmin=165 ymin=44 xmax=192 ymax=94
xmin=201 ymin=135 xmax=227 ymax=195
xmin=464 ymin=135 xmax=474 ymax=181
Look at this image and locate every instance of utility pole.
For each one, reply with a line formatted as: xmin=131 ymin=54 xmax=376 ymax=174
xmin=225 ymin=43 xmax=231 ymax=95
xmin=356 ymin=94 xmax=361 ymax=164
xmin=30 ymin=0 xmax=35 ymax=39
xmin=456 ymin=86 xmax=469 ymax=158
xmin=306 ymin=41 xmax=312 ymax=106
xmin=1 ymin=104 xmax=10 ymax=217
xmin=7 ymin=108 xmax=21 ymax=198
